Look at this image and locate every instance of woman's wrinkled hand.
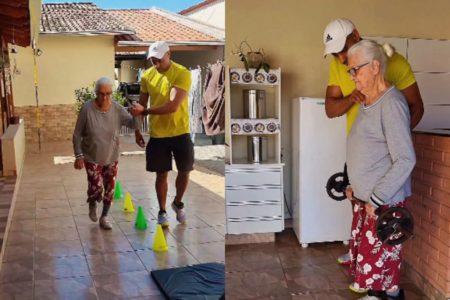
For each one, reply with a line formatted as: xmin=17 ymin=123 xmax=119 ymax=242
xmin=135 ymin=131 xmax=145 ymax=148
xmin=74 ymin=158 xmax=85 ymax=170
xmin=365 ymin=203 xmax=377 ymax=218
xmin=130 ymin=103 xmax=145 ymax=116
xmin=345 ymin=186 xmax=354 ymax=201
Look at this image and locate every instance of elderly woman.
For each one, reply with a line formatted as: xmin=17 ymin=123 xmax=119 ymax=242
xmin=73 ymin=77 xmax=138 ymax=230
xmin=345 ymin=40 xmax=416 ymax=300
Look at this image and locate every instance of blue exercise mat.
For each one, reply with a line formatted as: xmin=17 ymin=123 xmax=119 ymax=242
xmin=151 ymin=263 xmax=225 ymax=300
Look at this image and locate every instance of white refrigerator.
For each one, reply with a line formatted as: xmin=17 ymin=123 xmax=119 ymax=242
xmin=291 ymin=97 xmax=352 ymax=247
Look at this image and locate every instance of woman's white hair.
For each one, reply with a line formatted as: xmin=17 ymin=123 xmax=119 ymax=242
xmin=348 ymin=40 xmax=395 ymax=75
xmin=95 ymin=77 xmax=113 ymax=92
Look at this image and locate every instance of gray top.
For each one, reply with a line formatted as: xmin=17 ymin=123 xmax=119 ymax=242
xmin=347 ymin=86 xmax=416 ymax=208
xmin=73 ymin=101 xmax=137 ymax=166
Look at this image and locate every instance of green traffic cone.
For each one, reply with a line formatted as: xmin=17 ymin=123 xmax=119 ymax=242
xmin=135 ymin=206 xmax=148 ymax=230
xmin=114 ymin=180 xmax=123 ymax=200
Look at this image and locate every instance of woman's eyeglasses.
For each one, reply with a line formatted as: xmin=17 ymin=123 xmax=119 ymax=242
xmin=347 ymin=62 xmax=370 ymax=76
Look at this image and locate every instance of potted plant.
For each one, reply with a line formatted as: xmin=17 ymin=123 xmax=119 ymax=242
xmin=232 ymin=40 xmax=271 ymax=75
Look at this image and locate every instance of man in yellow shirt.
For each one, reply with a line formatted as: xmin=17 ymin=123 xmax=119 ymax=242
xmin=324 ymin=18 xmax=424 ymax=132
xmin=322 ymin=19 xmax=424 ymax=293
xmin=131 ymin=41 xmax=193 ymax=228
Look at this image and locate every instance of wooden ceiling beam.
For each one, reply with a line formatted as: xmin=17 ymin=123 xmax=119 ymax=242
xmin=0 ymin=5 xmax=29 ymax=19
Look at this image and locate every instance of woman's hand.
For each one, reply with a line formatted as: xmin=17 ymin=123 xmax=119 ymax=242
xmin=365 ymin=203 xmax=377 ymax=218
xmin=135 ymin=131 xmax=145 ymax=148
xmin=74 ymin=158 xmax=85 ymax=170
xmin=345 ymin=186 xmax=354 ymax=201
xmin=130 ymin=103 xmax=145 ymax=116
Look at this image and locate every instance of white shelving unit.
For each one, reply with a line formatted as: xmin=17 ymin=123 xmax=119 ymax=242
xmin=225 ymin=66 xmax=284 ymax=234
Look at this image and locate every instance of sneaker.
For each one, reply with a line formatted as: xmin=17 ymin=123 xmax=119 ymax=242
xmin=89 ymin=204 xmax=98 ymax=222
xmin=99 ymin=216 xmax=112 ymax=230
xmin=158 ymin=211 xmax=169 ymax=228
xmin=358 ymin=290 xmax=384 ymax=300
xmin=349 ymin=283 xmax=369 ymax=294
xmin=171 ymin=202 xmax=186 ymax=224
xmin=386 ymin=289 xmax=405 ymax=300
xmin=337 ymin=252 xmax=351 ymax=265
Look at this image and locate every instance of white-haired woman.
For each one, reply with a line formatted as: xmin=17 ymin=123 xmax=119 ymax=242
xmin=73 ymin=77 xmax=138 ymax=230
xmin=345 ymin=40 xmax=416 ymax=300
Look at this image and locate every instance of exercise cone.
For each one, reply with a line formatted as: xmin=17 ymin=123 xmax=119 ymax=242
xmin=153 ymin=224 xmax=168 ymax=252
xmin=123 ymin=192 xmax=135 ymax=212
xmin=135 ymin=206 xmax=148 ymax=230
xmin=114 ymin=181 xmax=123 ymax=200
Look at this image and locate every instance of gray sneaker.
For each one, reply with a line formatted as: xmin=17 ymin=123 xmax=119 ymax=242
xmin=158 ymin=211 xmax=169 ymax=228
xmin=171 ymin=202 xmax=186 ymax=224
xmin=89 ymin=204 xmax=98 ymax=222
xmin=99 ymin=216 xmax=112 ymax=230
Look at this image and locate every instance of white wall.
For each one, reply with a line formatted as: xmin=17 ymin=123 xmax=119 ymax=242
xmin=184 ymin=0 xmax=225 ymax=29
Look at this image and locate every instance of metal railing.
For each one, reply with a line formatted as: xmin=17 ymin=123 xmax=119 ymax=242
xmin=119 ymin=115 xmax=149 ymax=135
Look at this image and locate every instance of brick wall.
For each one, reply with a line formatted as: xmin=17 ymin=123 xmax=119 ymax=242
xmin=404 ymin=132 xmax=450 ymax=300
xmin=14 ymin=104 xmax=77 ymax=143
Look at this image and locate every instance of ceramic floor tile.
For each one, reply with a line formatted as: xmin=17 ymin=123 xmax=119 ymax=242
xmin=81 ymin=236 xmax=134 ymax=255
xmin=2 ymin=243 xmax=34 ymax=262
xmin=169 ymin=227 xmax=224 ymax=245
xmin=34 ymin=256 xmax=90 ymax=280
xmin=35 ymin=227 xmax=79 ymax=242
xmin=0 ymin=280 xmax=33 ymax=299
xmin=5 ymin=230 xmax=35 ymax=246
xmin=8 ymin=219 xmax=35 ymax=232
xmin=34 ymin=276 xmax=97 ymax=300
xmin=185 ymin=241 xmax=224 ymax=263
xmin=36 ymin=216 xmax=76 ymax=230
xmin=86 ymin=251 xmax=146 ymax=275
xmin=0 ymin=259 xmax=34 ymax=284
xmin=93 ymin=271 xmax=162 ymax=300
xmin=136 ymin=247 xmax=199 ymax=271
xmin=35 ymin=239 xmax=84 ymax=257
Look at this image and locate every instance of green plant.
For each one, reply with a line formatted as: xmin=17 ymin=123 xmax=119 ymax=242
xmin=74 ymin=82 xmax=126 ymax=114
xmin=232 ymin=40 xmax=271 ymax=74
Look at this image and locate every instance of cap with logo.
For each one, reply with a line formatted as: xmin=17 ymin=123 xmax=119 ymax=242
xmin=323 ymin=19 xmax=355 ymax=57
xmin=147 ymin=41 xmax=170 ymax=59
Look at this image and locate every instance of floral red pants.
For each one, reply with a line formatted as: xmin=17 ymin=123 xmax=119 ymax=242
xmin=85 ymin=161 xmax=118 ymax=205
xmin=349 ymin=201 xmax=404 ymax=291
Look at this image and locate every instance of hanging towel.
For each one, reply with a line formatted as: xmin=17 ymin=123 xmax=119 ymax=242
xmin=202 ymin=62 xmax=225 ymax=136
xmin=189 ymin=68 xmax=203 ymax=134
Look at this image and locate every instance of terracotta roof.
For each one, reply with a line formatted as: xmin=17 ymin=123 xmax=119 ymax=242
xmin=179 ymin=0 xmax=221 ymax=15
xmin=108 ymin=8 xmax=224 ymax=43
xmin=41 ymin=2 xmax=134 ymax=35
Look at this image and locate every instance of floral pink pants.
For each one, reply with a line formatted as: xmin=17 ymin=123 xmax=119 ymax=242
xmin=85 ymin=161 xmax=118 ymax=205
xmin=349 ymin=201 xmax=404 ymax=291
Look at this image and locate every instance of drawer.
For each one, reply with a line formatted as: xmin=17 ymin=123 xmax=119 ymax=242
xmin=226 ymin=218 xmax=284 ymax=234
xmin=225 ymin=168 xmax=281 ymax=187
xmin=226 ymin=187 xmax=281 ymax=205
xmin=226 ymin=204 xmax=281 ymax=219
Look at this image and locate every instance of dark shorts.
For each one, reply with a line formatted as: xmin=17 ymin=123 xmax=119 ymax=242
xmin=146 ymin=133 xmax=194 ymax=173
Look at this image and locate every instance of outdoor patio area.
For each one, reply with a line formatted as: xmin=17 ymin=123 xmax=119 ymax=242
xmin=0 ymin=136 xmax=224 ymax=299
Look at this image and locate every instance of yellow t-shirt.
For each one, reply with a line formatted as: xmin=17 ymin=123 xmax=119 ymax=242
xmin=140 ymin=61 xmax=191 ymax=138
xmin=328 ymin=52 xmax=416 ymax=133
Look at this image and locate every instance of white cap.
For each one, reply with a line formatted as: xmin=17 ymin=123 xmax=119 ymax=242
xmin=323 ymin=19 xmax=355 ymax=57
xmin=147 ymin=41 xmax=170 ymax=59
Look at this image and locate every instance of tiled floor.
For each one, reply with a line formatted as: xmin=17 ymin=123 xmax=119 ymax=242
xmin=226 ymin=229 xmax=427 ymax=300
xmin=0 ymin=176 xmax=16 ymax=253
xmin=0 ymin=138 xmax=224 ymax=299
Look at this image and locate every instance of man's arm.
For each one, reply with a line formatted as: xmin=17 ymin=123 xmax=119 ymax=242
xmin=325 ymin=86 xmax=365 ymax=118
xmin=400 ymin=82 xmax=424 ymax=129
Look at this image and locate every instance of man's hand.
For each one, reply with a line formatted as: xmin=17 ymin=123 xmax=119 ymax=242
xmin=365 ymin=203 xmax=377 ymax=218
xmin=130 ymin=103 xmax=145 ymax=116
xmin=348 ymin=89 xmax=366 ymax=104
xmin=135 ymin=131 xmax=145 ymax=148
xmin=74 ymin=158 xmax=85 ymax=170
